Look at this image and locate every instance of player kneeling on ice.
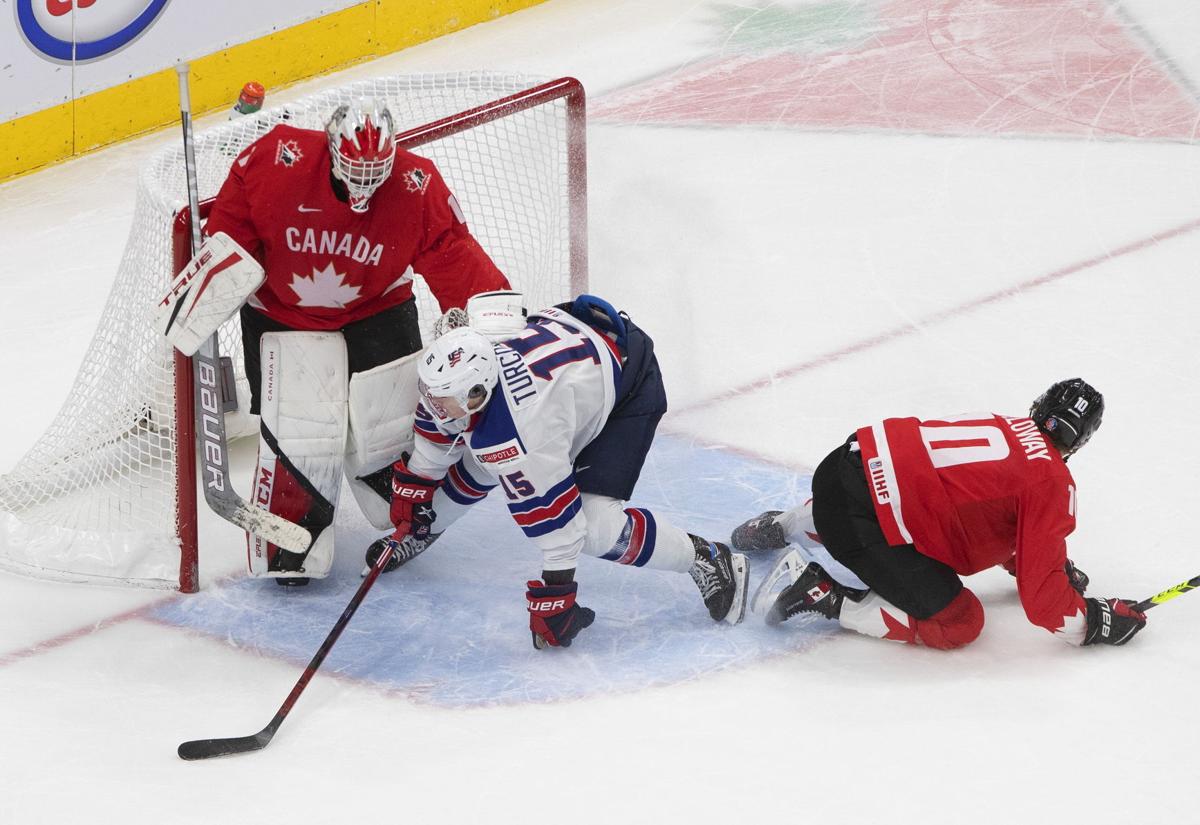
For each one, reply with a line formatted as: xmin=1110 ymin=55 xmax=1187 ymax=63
xmin=366 ymin=293 xmax=749 ymax=648
xmin=732 ymin=379 xmax=1146 ymax=649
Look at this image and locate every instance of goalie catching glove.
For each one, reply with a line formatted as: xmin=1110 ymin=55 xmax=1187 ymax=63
xmin=526 ymin=580 xmax=595 ymax=649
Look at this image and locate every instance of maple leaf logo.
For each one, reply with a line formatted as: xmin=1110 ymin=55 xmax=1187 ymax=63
xmin=289 ymin=263 xmax=362 ymax=308
xmin=880 ymin=607 xmax=917 ymax=643
xmin=275 ymin=139 xmax=303 ymax=167
xmin=403 ymin=168 xmax=430 ymax=193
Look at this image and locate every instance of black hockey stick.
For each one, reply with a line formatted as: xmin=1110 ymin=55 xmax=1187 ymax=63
xmin=1132 ymin=574 xmax=1200 ymax=613
xmin=177 ymin=541 xmax=397 ymax=760
xmin=173 ymin=64 xmax=311 ymax=554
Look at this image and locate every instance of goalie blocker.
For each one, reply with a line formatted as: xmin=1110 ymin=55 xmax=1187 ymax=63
xmin=156 ymin=232 xmax=265 ymax=356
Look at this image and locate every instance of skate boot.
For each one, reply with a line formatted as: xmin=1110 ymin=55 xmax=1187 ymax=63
xmin=688 ymin=535 xmax=749 ymax=624
xmin=765 ymin=560 xmax=865 ymax=626
xmin=361 ymin=533 xmax=441 ymax=577
xmin=730 ymin=510 xmax=787 ymax=552
xmin=273 ymin=548 xmax=309 ymax=587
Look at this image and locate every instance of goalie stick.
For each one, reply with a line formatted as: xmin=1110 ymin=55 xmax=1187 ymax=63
xmin=1132 ymin=574 xmax=1200 ymax=613
xmin=174 ymin=64 xmax=311 ymax=554
xmin=177 ymin=540 xmax=398 ymax=760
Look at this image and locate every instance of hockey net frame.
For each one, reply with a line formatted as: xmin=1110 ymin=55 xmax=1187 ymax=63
xmin=0 ymin=73 xmax=587 ymax=592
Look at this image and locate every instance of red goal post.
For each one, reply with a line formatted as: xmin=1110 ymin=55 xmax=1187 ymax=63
xmin=0 ymin=74 xmax=587 ymax=592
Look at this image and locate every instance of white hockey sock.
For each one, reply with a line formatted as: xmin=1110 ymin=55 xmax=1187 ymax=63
xmin=780 ymin=498 xmax=869 ymax=590
xmin=777 ymin=498 xmax=823 ymax=548
xmin=580 ymin=494 xmax=694 ymax=573
xmin=838 ymin=592 xmax=918 ymax=643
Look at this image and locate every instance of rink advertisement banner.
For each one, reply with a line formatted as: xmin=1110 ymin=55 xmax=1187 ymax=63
xmin=1 ymin=0 xmax=551 ymax=179
xmin=6 ymin=1 xmax=362 ymax=119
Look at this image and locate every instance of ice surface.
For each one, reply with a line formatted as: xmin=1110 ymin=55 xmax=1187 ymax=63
xmin=1 ymin=1 xmax=1198 ymax=823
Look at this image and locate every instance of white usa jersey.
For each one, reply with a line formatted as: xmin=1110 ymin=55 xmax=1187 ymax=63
xmin=408 ymin=308 xmax=624 ymax=568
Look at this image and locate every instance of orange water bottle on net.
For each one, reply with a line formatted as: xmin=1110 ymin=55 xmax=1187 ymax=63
xmin=229 ymin=81 xmax=265 ymax=119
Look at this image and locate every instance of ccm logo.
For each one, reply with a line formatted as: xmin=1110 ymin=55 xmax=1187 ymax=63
xmin=529 ymin=599 xmax=566 ymax=612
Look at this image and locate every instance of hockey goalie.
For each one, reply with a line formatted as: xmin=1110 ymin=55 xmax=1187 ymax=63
xmin=158 ymin=97 xmax=509 ymax=584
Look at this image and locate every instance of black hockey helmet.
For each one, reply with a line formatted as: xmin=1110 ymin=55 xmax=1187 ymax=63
xmin=1030 ymin=378 xmax=1104 ymax=457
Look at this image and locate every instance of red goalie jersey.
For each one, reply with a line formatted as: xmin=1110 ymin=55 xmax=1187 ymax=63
xmin=204 ymin=124 xmax=508 ymax=330
xmin=854 ymin=413 xmax=1087 ymax=638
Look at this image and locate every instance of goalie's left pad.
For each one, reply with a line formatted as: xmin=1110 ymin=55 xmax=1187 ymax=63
xmin=344 ymin=352 xmax=420 ymax=529
xmin=156 ymin=232 xmax=265 ymax=356
xmin=248 ymin=331 xmax=348 ymax=580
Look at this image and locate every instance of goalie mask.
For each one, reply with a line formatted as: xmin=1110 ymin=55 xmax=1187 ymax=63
xmin=326 ymin=99 xmax=397 ymax=213
xmin=1030 ymin=377 xmax=1104 ymax=457
xmin=418 ymin=327 xmax=499 ymax=424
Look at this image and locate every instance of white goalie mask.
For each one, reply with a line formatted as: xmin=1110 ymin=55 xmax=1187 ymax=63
xmin=325 ymin=98 xmax=397 ymax=213
xmin=418 ymin=327 xmax=499 ymax=424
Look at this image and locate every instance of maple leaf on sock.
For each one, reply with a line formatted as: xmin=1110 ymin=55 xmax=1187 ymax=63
xmin=880 ymin=607 xmax=918 ymax=643
xmin=289 ymin=263 xmax=362 ymax=308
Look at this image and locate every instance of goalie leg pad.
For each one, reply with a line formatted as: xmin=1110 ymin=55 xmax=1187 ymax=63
xmin=345 ymin=351 xmax=421 ymax=530
xmin=249 ymin=331 xmax=348 ymax=579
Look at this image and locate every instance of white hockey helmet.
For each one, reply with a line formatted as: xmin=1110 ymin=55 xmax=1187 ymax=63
xmin=325 ymin=98 xmax=397 ymax=213
xmin=418 ymin=327 xmax=499 ymax=423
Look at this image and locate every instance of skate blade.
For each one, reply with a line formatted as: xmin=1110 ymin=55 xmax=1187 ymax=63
xmin=723 ymin=553 xmax=750 ymax=625
xmin=751 ymin=549 xmax=806 ymax=618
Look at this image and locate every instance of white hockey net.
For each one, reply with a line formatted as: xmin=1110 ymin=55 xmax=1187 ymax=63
xmin=0 ymin=72 xmax=586 ymax=590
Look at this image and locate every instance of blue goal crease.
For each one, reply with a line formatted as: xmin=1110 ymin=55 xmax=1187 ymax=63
xmin=151 ymin=434 xmax=834 ymax=707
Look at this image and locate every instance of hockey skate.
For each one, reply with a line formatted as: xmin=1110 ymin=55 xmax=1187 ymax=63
xmin=688 ymin=535 xmax=748 ymax=625
xmin=730 ymin=510 xmax=787 ymax=552
xmin=272 ymin=549 xmax=309 ymax=587
xmin=754 ymin=550 xmax=865 ymax=626
xmin=360 ymin=533 xmax=441 ymax=577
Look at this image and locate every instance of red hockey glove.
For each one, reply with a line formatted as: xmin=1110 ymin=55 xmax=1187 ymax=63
xmin=1083 ymin=598 xmax=1147 ymax=646
xmin=1064 ymin=559 xmax=1089 ymax=596
xmin=1002 ymin=557 xmax=1089 ymax=596
xmin=526 ymin=580 xmax=596 ymax=649
xmin=389 ymin=460 xmax=438 ymax=540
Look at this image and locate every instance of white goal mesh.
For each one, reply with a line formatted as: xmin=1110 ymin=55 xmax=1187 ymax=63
xmin=0 ymin=72 xmax=587 ymax=590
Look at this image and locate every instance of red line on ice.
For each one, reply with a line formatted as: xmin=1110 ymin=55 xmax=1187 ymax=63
xmin=670 ymin=216 xmax=1200 ymax=419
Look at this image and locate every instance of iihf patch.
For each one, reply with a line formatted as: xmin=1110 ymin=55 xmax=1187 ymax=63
xmin=403 ymin=168 xmax=431 ymax=193
xmin=275 ymin=139 xmax=303 ymax=167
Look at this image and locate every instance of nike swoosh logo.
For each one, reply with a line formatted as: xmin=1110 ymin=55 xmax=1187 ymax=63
xmin=297 ymin=205 xmax=321 ymax=213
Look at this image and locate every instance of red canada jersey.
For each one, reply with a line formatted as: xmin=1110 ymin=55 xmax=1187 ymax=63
xmin=203 ymin=124 xmax=508 ymax=330
xmin=855 ymin=413 xmax=1087 ymax=640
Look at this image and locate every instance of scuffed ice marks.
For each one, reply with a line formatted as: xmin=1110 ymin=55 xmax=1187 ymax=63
xmin=152 ymin=436 xmax=834 ymax=707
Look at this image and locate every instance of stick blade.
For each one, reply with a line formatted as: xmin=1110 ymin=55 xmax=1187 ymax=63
xmin=178 ymin=730 xmax=273 ymax=761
